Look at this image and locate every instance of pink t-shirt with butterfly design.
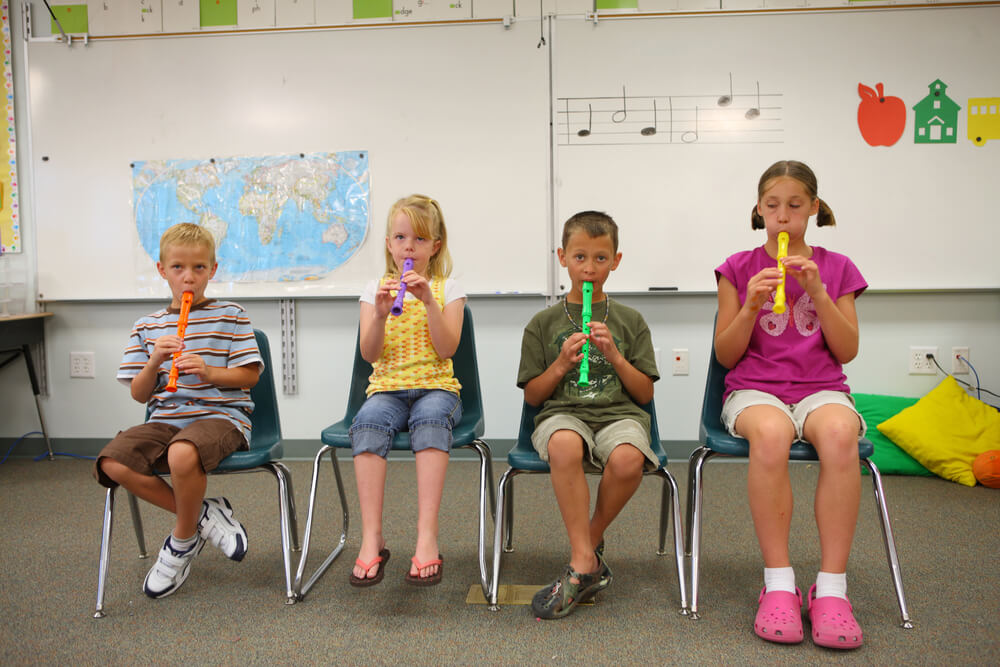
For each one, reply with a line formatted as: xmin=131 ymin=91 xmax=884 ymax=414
xmin=715 ymin=245 xmax=867 ymax=404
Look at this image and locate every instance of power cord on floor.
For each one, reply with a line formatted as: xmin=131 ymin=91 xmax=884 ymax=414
xmin=0 ymin=431 xmax=96 ymax=464
xmin=1 ymin=431 xmax=42 ymax=464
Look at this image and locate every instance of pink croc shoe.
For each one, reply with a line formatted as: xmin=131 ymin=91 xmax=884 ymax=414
xmin=807 ymin=584 xmax=864 ymax=649
xmin=754 ymin=587 xmax=804 ymax=644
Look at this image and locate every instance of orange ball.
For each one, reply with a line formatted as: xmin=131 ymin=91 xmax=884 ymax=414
xmin=972 ymin=450 xmax=1000 ymax=489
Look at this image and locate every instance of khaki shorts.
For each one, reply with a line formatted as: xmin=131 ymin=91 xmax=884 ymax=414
xmin=94 ymin=419 xmax=248 ymax=488
xmin=721 ymin=389 xmax=866 ymax=443
xmin=531 ymin=414 xmax=658 ymax=472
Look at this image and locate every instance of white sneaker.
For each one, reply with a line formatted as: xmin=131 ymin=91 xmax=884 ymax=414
xmin=143 ymin=536 xmax=204 ymax=599
xmin=199 ymin=497 xmax=248 ymax=561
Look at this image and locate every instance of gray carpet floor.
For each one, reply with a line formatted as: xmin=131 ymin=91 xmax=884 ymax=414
xmin=1 ymin=456 xmax=997 ymax=665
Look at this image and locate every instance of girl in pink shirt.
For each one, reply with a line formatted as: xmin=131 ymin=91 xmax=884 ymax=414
xmin=715 ymin=160 xmax=867 ymax=650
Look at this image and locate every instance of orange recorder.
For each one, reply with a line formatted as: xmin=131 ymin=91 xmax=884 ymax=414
xmin=165 ymin=291 xmax=194 ymax=392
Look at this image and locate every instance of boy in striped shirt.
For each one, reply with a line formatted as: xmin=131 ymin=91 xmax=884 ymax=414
xmin=94 ymin=223 xmax=263 ymax=599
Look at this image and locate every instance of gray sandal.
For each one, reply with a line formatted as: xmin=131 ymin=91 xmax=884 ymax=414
xmin=530 ymin=555 xmax=612 ymax=619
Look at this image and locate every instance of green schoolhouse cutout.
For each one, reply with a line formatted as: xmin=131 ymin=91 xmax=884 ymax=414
xmin=912 ymin=79 xmax=961 ymax=144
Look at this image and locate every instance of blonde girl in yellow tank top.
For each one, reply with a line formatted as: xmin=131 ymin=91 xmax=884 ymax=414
xmin=349 ymin=194 xmax=466 ymax=587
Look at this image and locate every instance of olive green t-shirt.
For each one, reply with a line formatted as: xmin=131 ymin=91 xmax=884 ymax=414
xmin=517 ymin=298 xmax=659 ymax=431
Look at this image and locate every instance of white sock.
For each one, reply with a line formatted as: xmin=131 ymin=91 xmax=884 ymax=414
xmin=169 ymin=532 xmax=197 ymax=553
xmin=814 ymin=571 xmax=848 ymax=600
xmin=763 ymin=566 xmax=796 ymax=594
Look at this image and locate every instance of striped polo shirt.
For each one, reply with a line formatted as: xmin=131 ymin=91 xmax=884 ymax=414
xmin=117 ymin=300 xmax=263 ymax=443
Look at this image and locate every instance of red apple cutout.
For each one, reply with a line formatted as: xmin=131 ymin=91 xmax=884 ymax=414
xmin=858 ymin=83 xmax=906 ymax=146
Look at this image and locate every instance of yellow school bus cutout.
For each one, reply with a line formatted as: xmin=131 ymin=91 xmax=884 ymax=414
xmin=968 ymin=98 xmax=1000 ymax=146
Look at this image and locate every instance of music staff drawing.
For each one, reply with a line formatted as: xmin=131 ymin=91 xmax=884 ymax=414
xmin=558 ymin=80 xmax=783 ymax=146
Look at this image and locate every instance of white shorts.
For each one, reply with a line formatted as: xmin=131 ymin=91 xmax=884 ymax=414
xmin=531 ymin=414 xmax=657 ymax=472
xmin=721 ymin=390 xmax=866 ymax=443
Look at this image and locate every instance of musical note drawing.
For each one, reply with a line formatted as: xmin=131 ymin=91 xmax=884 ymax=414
xmin=578 ymin=104 xmax=593 ymax=137
xmin=558 ymin=80 xmax=782 ymax=146
xmin=612 ymin=86 xmax=628 ymax=123
xmin=746 ymin=81 xmax=761 ymax=120
xmin=681 ymin=106 xmax=699 ymax=143
xmin=641 ymin=99 xmax=657 ymax=136
xmin=718 ymin=73 xmax=733 ymax=107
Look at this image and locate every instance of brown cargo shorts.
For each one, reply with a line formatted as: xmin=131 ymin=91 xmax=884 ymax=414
xmin=93 ymin=419 xmax=247 ymax=488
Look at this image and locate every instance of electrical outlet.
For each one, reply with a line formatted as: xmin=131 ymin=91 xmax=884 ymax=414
xmin=908 ymin=346 xmax=937 ymax=375
xmin=672 ymin=348 xmax=690 ymax=376
xmin=70 ymin=351 xmax=96 ymax=378
xmin=952 ymin=347 xmax=970 ymax=375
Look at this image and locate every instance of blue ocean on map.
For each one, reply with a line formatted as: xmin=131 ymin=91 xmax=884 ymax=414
xmin=132 ymin=152 xmax=370 ymax=282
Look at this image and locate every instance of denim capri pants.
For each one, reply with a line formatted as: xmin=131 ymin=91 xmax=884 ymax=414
xmin=348 ymin=389 xmax=463 ymax=458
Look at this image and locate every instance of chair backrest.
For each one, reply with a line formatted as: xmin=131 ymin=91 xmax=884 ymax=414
xmin=248 ymin=329 xmax=281 ymax=450
xmin=342 ymin=304 xmax=482 ymax=426
xmin=699 ymin=342 xmax=729 ymax=442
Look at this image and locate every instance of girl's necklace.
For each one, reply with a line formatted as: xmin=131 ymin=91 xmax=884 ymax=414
xmin=563 ymin=296 xmax=610 ymax=331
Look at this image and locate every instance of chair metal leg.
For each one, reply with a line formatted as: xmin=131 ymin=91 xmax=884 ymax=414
xmin=468 ymin=440 xmax=496 ymax=523
xmin=465 ymin=440 xmax=496 ymax=601
xmin=126 ymin=491 xmax=147 ymax=558
xmin=658 ymin=468 xmax=690 ymax=614
xmin=685 ymin=447 xmax=715 ymax=620
xmin=657 ymin=475 xmax=670 ymax=556
xmin=280 ymin=463 xmax=301 ymax=553
xmin=489 ymin=467 xmax=519 ymax=610
xmin=862 ymin=459 xmax=914 ymax=629
xmin=293 ymin=446 xmax=349 ymax=601
xmin=261 ymin=461 xmax=299 ymax=604
xmin=502 ymin=477 xmax=514 ymax=553
xmin=94 ymin=488 xmax=116 ymax=618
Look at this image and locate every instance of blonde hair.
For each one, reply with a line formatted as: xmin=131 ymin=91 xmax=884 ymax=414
xmin=383 ymin=194 xmax=452 ymax=279
xmin=562 ymin=210 xmax=619 ymax=253
xmin=750 ymin=160 xmax=836 ymax=230
xmin=159 ymin=223 xmax=216 ymax=264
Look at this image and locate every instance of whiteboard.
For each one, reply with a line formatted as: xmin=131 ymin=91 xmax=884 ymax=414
xmin=29 ymin=22 xmax=550 ymax=300
xmin=552 ymin=8 xmax=1000 ymax=292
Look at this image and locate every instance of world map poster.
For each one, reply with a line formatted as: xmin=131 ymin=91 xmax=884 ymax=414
xmin=132 ymin=151 xmax=370 ymax=283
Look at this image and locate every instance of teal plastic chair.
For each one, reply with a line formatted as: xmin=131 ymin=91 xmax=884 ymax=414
xmin=487 ymin=399 xmax=688 ymax=614
xmin=94 ymin=330 xmax=300 ymax=617
xmin=687 ymin=340 xmax=912 ymax=628
xmin=293 ymin=304 xmax=495 ymax=600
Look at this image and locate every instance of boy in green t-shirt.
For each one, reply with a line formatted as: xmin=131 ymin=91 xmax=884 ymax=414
xmin=517 ymin=211 xmax=660 ymax=619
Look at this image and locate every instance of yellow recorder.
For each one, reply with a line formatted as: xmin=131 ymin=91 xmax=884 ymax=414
xmin=773 ymin=232 xmax=789 ymax=314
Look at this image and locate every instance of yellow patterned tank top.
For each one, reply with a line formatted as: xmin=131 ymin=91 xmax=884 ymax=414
xmin=366 ymin=277 xmax=462 ymax=397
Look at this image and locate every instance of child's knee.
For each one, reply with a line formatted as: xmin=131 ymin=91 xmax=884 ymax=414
xmin=818 ymin=438 xmax=860 ymax=472
xmin=749 ymin=439 xmax=793 ymax=470
xmin=166 ymin=441 xmax=202 ymax=475
xmin=547 ymin=430 xmax=585 ymax=465
xmin=605 ymin=444 xmax=645 ymax=480
xmin=96 ymin=456 xmax=125 ymax=484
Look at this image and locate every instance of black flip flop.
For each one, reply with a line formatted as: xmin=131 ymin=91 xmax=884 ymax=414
xmin=349 ymin=548 xmax=390 ymax=587
xmin=404 ymin=554 xmax=443 ymax=586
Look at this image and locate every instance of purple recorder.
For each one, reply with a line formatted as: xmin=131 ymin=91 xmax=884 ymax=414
xmin=390 ymin=258 xmax=414 ymax=316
